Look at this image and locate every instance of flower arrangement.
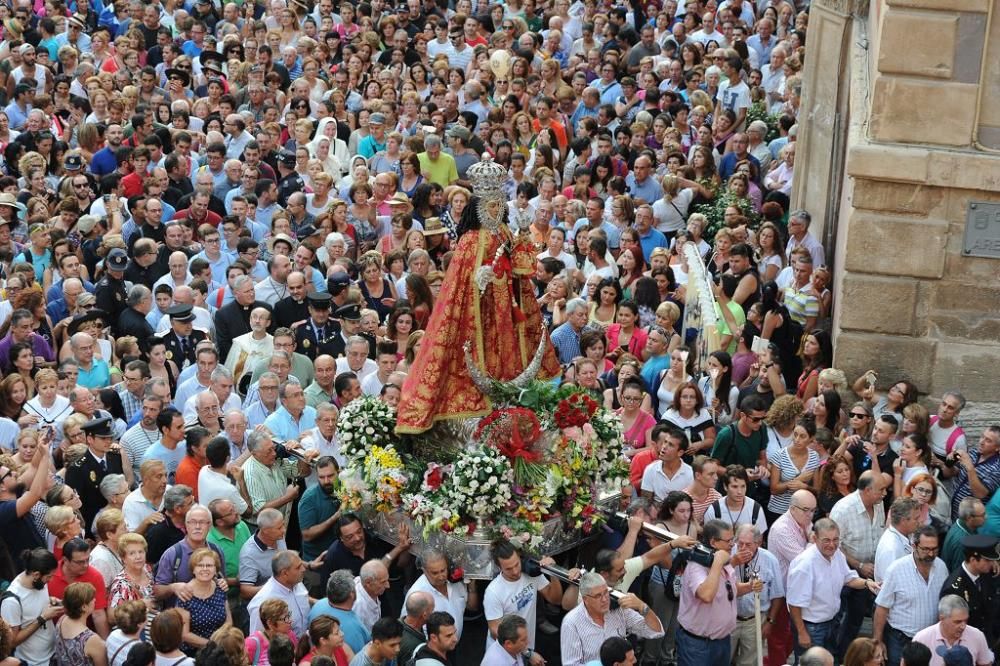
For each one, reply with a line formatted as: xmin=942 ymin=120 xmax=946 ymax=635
xmin=338 ymin=381 xmax=629 ymax=552
xmin=338 ymin=395 xmax=398 ymax=460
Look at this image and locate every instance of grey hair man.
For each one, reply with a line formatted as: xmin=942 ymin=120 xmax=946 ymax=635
xmin=550 ymin=298 xmax=589 ymax=363
xmin=248 ymin=549 xmax=311 ymax=635
xmin=354 ymin=559 xmax=390 ymax=632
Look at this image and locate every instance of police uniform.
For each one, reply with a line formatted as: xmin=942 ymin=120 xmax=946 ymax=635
xmin=327 ymin=303 xmax=377 ymax=360
xmin=940 ymin=534 xmax=1000 ymax=646
xmin=96 ymin=248 xmax=129 ymax=336
xmin=276 ymin=151 xmax=304 ymax=208
xmin=64 ymin=416 xmax=125 ymax=537
xmin=295 ymin=292 xmax=338 ymax=360
xmin=157 ymin=304 xmax=208 ymax=369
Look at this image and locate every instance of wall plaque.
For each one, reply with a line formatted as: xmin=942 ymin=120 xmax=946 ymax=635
xmin=964 ymin=202 xmax=1000 ymax=259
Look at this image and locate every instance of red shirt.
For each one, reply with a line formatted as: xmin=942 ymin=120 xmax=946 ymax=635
xmin=48 ymin=565 xmax=108 ymax=610
xmin=172 ymin=208 xmax=223 ymax=232
xmin=175 ymin=455 xmax=203 ymax=500
xmin=121 ymin=171 xmax=145 ymax=198
xmin=630 ymin=447 xmax=659 ymax=492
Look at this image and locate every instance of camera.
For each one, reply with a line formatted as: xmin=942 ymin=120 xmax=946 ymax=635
xmin=686 ymin=543 xmax=717 ymax=568
xmin=944 ymin=455 xmax=959 ymax=468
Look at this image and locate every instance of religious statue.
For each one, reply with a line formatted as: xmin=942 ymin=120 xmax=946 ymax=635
xmin=396 ymin=157 xmax=561 ymax=434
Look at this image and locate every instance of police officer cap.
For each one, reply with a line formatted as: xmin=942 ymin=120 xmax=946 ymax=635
xmin=327 ymin=272 xmax=351 ymax=294
xmin=81 ymin=415 xmax=114 ymax=438
xmin=166 ymin=304 xmax=196 ymax=322
xmin=962 ymin=534 xmax=1000 ymax=560
xmin=936 ymin=645 xmax=974 ymax=666
xmin=107 ymin=248 xmax=129 ymax=271
xmin=278 ymin=150 xmax=297 ymax=167
xmin=335 ymin=303 xmax=361 ymax=321
xmin=307 ymin=292 xmax=333 ymax=309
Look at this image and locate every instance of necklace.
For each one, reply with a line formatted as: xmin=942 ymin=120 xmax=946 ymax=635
xmin=725 ymin=497 xmax=747 ymax=531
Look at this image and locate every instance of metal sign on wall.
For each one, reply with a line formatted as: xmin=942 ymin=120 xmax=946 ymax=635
xmin=964 ymin=202 xmax=1000 ymax=259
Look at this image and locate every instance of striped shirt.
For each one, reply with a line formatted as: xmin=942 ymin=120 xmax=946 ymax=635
xmin=242 ymin=456 xmax=299 ymax=525
xmin=874 ymin=555 xmax=949 ymax=637
xmin=768 ymin=512 xmax=811 ymax=582
xmin=560 ymin=603 xmax=663 ymax=666
xmin=783 ymin=284 xmax=820 ymax=326
xmin=829 ymin=491 xmax=885 ymax=565
xmin=767 ymin=447 xmax=821 ymax=514
xmin=951 ymin=451 xmax=1000 ymax=519
xmin=683 ymin=485 xmax=723 ymax=525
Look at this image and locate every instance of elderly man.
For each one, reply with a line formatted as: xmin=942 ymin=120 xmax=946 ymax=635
xmin=788 ymin=518 xmax=880 ymax=659
xmin=913 ymin=596 xmax=994 ymax=666
xmin=305 ymin=355 xmax=336 ymax=407
xmin=675 ymin=520 xmax=760 ymax=666
xmin=335 ymin=336 xmax=378 ymax=381
xmin=239 ymin=507 xmax=289 ymax=598
xmin=549 ymin=298 xmax=589 ymax=363
xmin=47 ymin=277 xmax=86 ymax=325
xmin=942 ymin=498 xmax=987 ymax=570
xmin=354 ymin=559 xmax=391 ymax=632
xmin=184 ymin=367 xmax=239 ymax=426
xmin=560 ymin=571 xmax=663 ymax=666
xmin=624 ymin=155 xmax=662 ymax=204
xmin=875 ymin=497 xmax=922 ymax=581
xmin=122 ymin=459 xmax=169 ymax=534
xmin=245 ymin=369 xmax=283 ymax=429
xmin=404 ymin=551 xmax=470 ymax=640
xmin=309 ymin=569 xmax=371 ymax=653
xmin=153 ymin=504 xmax=227 ymax=605
xmin=242 ymin=430 xmax=311 ymax=524
xmin=829 ymin=470 xmax=887 ymax=652
xmin=873 ymin=526 xmax=949 ymax=666
xmin=263 ymin=380 xmax=319 ymax=442
xmin=417 ymin=134 xmax=458 ymax=188
xmin=248 ymin=550 xmax=311 ymax=636
xmin=766 ymin=486 xmax=813 ymax=666
xmin=945 ymin=425 xmax=1000 ymax=520
xmin=70 ymin=332 xmax=111 ymax=389
xmin=144 ymin=484 xmax=195 ymax=566
xmin=729 ymin=524 xmax=785 ymax=666
xmin=115 ymin=360 xmax=151 ymax=426
xmin=784 ymin=209 xmax=825 ymax=269
xmin=215 ymin=274 xmax=272 ymax=361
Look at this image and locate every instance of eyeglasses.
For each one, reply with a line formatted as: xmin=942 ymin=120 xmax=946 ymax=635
xmin=0 ymin=470 xmax=10 ymax=485
xmin=792 ymin=504 xmax=817 ymax=515
xmin=747 ymin=415 xmax=766 ymax=423
xmin=912 ymin=487 xmax=933 ymax=496
xmin=724 ymin=580 xmax=734 ymax=601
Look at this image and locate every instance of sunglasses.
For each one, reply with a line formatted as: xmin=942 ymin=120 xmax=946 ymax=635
xmin=850 ymin=412 xmax=869 ymax=419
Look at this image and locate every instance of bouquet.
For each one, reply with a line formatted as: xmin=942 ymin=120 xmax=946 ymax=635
xmin=443 ymin=446 xmax=514 ymax=523
xmin=338 ymin=396 xmax=398 ymax=461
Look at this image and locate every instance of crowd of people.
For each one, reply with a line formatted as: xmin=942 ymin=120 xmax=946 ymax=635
xmin=0 ymin=0 xmax=994 ymax=664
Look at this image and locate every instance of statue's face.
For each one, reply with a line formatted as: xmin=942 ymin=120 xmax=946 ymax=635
xmin=484 ymin=197 xmax=504 ymax=223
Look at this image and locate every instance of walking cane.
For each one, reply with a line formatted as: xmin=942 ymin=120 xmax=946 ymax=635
xmin=753 ymin=573 xmax=763 ymax=666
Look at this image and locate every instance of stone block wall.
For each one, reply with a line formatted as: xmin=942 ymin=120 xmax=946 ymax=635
xmin=795 ymin=0 xmax=1000 ymax=433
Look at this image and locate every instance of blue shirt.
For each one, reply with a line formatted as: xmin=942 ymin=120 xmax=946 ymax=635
xmin=77 ymin=359 xmax=111 ymax=389
xmin=637 ymin=227 xmax=669 ymax=263
xmin=4 ymin=101 xmax=30 ymax=130
xmin=641 ymin=354 xmax=669 ymax=390
xmin=308 ymin=601 xmax=370 ymax=653
xmin=298 ymin=484 xmax=340 ymax=561
xmin=570 ymin=102 xmax=600 ymax=132
xmin=719 ymin=152 xmax=761 ymax=182
xmin=142 ymin=440 xmax=187 ymax=484
xmin=571 ymin=218 xmax=621 ymax=249
xmin=90 ymin=146 xmax=118 ymax=177
xmin=597 ymin=79 xmax=623 ymax=105
xmin=263 ymin=405 xmax=317 ymax=442
xmin=549 ymin=322 xmax=581 ymax=364
xmin=625 ymin=173 xmax=663 ymax=204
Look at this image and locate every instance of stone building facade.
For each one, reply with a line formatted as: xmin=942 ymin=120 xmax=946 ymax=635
xmin=794 ymin=0 xmax=1000 ymax=430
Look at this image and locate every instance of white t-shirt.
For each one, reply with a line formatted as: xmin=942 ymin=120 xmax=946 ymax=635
xmin=652 ymin=189 xmax=694 ymax=234
xmin=198 ymin=466 xmax=249 ymax=515
xmin=105 ymin=629 xmax=141 ymax=666
xmin=483 ymin=573 xmax=551 ymax=651
xmin=1 ymin=578 xmax=56 ymax=666
xmin=929 ymin=421 xmax=967 ymax=458
xmin=717 ymin=79 xmax=752 ymax=121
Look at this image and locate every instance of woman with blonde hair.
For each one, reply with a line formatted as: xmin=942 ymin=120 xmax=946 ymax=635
xmin=398 ymin=330 xmax=425 ymax=373
xmin=109 ymin=533 xmax=154 ymax=611
xmin=45 ymin=505 xmax=83 ymax=561
xmin=90 ymin=509 xmax=126 ymax=590
xmin=652 ymin=174 xmax=694 ymax=238
xmin=764 ymin=394 xmax=805 ymax=462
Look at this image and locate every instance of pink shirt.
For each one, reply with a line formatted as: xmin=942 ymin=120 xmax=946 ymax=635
xmin=768 ymin=511 xmax=811 ymax=582
xmin=912 ymin=622 xmax=995 ymax=666
xmin=678 ymin=561 xmax=738 ymax=639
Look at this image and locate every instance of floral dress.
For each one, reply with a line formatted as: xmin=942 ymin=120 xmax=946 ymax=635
xmin=109 ymin=566 xmax=154 ymax=607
